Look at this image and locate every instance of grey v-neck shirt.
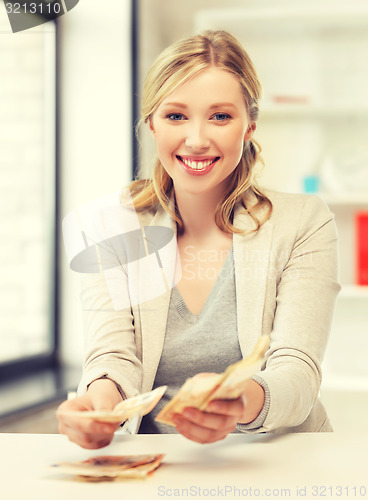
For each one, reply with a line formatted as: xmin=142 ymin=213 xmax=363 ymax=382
xmin=140 ymin=246 xmax=246 ymax=434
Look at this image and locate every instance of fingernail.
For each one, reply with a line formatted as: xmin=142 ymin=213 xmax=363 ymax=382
xmin=173 ymin=414 xmax=183 ymax=425
xmin=182 ymin=408 xmax=194 ymax=418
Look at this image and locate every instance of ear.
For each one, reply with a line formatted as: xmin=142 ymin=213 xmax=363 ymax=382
xmin=244 ymin=123 xmax=256 ymax=141
xmin=149 ymin=119 xmax=155 ymax=138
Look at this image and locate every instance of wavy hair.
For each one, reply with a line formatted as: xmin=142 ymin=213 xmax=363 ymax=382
xmin=129 ymin=30 xmax=272 ymax=233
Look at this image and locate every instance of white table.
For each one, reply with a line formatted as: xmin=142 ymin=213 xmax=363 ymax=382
xmin=1 ymin=432 xmax=367 ymax=499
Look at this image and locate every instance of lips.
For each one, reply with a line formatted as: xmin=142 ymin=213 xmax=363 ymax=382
xmin=176 ymin=155 xmax=220 ymax=176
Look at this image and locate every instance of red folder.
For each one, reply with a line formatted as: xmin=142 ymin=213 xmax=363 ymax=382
xmin=356 ymin=212 xmax=368 ymax=285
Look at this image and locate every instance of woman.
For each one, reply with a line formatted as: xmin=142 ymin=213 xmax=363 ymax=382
xmin=57 ymin=30 xmax=340 ymax=449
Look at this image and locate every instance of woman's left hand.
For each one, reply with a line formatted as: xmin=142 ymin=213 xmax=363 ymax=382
xmin=172 ymin=379 xmax=265 ymax=444
xmin=172 ymin=396 xmax=246 ymax=444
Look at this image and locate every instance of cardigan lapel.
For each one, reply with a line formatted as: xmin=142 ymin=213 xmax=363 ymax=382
xmin=233 ymin=204 xmax=273 ymax=358
xmin=137 ymin=205 xmax=179 ymax=393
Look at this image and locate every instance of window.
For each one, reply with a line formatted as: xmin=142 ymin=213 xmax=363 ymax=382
xmin=0 ymin=8 xmax=57 ymax=378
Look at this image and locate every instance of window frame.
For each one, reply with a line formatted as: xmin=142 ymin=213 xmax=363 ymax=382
xmin=0 ymin=1 xmax=139 ymax=387
xmin=0 ymin=16 xmax=59 ymax=383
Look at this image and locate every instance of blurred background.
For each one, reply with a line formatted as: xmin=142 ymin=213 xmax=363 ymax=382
xmin=0 ymin=0 xmax=367 ymax=432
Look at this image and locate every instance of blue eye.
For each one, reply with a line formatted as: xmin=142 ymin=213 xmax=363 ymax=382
xmin=212 ymin=113 xmax=231 ymax=121
xmin=167 ymin=113 xmax=185 ymax=121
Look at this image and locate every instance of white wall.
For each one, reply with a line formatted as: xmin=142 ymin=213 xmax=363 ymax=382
xmin=59 ymin=1 xmax=133 ymax=367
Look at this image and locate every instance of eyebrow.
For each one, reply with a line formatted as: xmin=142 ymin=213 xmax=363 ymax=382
xmin=210 ymin=103 xmax=237 ymax=109
xmin=161 ymin=102 xmax=188 ymax=109
xmin=161 ymin=102 xmax=237 ymax=110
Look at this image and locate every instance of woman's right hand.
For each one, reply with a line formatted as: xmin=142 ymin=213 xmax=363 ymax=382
xmin=56 ymin=378 xmax=123 ymax=449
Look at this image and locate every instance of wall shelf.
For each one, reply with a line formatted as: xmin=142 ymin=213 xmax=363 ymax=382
xmin=339 ymin=285 xmax=368 ymax=299
xmin=260 ymin=104 xmax=368 ymax=119
xmin=321 ymin=194 xmax=368 ymax=207
xmin=196 ymin=4 xmax=368 ymax=35
xmin=321 ymin=374 xmax=368 ymax=392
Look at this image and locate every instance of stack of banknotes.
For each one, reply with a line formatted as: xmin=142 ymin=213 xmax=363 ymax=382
xmin=156 ymin=334 xmax=270 ymax=425
xmin=52 ymin=454 xmax=165 ymax=481
xmin=59 ymin=385 xmax=168 ymax=424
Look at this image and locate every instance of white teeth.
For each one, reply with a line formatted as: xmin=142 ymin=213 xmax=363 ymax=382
xmin=180 ymin=157 xmax=215 ymax=170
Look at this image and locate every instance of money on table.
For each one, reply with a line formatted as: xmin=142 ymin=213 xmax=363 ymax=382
xmin=51 ymin=454 xmax=165 ymax=481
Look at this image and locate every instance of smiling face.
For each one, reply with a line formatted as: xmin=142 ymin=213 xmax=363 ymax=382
xmin=150 ymin=67 xmax=255 ymax=200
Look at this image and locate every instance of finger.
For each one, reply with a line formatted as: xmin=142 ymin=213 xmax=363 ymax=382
xmin=173 ymin=414 xmax=229 ymax=445
xmin=57 ymin=401 xmax=119 ymax=434
xmin=57 ymin=409 xmax=117 ymax=435
xmin=57 ymin=397 xmax=90 ymax=413
xmin=175 ymin=408 xmax=237 ymax=435
xmin=181 ymin=406 xmax=238 ymax=431
xmin=57 ymin=410 xmax=118 ymax=449
xmin=59 ymin=417 xmax=115 ymax=441
xmin=59 ymin=421 xmax=115 ymax=449
xmin=206 ymin=397 xmax=246 ymax=418
xmin=182 ymin=408 xmax=238 ymax=432
xmin=67 ymin=431 xmax=113 ymax=450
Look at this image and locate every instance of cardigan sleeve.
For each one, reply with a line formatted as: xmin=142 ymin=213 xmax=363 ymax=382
xmin=69 ymin=192 xmax=146 ymax=400
xmin=246 ymin=195 xmax=340 ymax=432
xmin=77 ymin=266 xmax=143 ymax=400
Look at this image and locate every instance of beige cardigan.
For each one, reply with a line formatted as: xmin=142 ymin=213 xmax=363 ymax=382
xmin=77 ymin=189 xmax=340 ymax=434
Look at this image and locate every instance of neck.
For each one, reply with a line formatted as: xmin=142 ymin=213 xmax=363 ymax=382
xmin=174 ymin=189 xmax=226 ymax=240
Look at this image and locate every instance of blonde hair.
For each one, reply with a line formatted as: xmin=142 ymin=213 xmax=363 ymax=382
xmin=129 ymin=30 xmax=272 ymax=233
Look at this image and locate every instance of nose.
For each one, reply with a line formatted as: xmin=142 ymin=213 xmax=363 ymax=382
xmin=185 ymin=121 xmax=210 ymax=151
